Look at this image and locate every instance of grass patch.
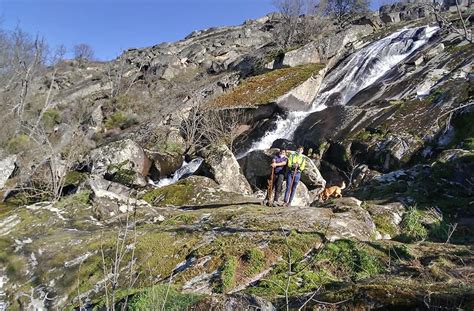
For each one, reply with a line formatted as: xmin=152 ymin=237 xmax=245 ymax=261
xmin=243 ymin=248 xmax=266 ymax=277
xmin=211 ymin=63 xmax=324 ymax=108
xmin=220 ymin=255 xmax=238 ymax=292
xmin=128 ymin=284 xmax=204 ymax=311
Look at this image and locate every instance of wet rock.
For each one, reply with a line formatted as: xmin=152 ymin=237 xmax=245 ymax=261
xmin=0 ymin=155 xmax=16 ymax=189
xmin=198 ymin=145 xmax=252 ymax=195
xmin=146 ymin=150 xmax=183 ymax=178
xmin=437 ymin=149 xmax=470 ymax=162
xmin=89 ymin=139 xmax=151 ymax=187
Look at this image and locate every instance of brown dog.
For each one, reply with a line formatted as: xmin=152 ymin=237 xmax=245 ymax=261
xmin=319 ymin=181 xmax=346 ymax=201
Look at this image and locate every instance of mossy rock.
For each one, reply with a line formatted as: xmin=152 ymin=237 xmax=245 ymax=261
xmin=141 ymin=176 xmax=247 ymax=206
xmin=211 ymin=63 xmax=324 ymax=108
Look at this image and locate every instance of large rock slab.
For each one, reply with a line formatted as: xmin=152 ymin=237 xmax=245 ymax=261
xmin=0 ymin=155 xmax=16 ymax=189
xmin=141 ymin=176 xmax=257 ymax=206
xmin=198 ymin=145 xmax=252 ymax=195
xmin=89 ymin=139 xmax=151 ymax=186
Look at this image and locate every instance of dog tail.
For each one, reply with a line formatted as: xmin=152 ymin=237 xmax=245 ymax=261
xmin=340 ymin=181 xmax=346 ymax=190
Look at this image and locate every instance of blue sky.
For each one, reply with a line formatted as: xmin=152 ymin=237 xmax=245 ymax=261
xmin=0 ymin=0 xmax=384 ymax=61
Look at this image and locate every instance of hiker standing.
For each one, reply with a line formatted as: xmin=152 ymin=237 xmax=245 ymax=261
xmin=284 ymin=145 xmax=306 ymax=207
xmin=269 ymin=148 xmax=288 ymax=206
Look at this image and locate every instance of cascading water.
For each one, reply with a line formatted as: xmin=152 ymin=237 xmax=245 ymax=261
xmin=243 ymin=25 xmax=439 ymax=155
xmin=149 ymin=157 xmax=203 ymax=188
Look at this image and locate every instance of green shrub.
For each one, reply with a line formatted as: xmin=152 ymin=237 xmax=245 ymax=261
xmin=42 ymin=109 xmax=61 ymax=129
xmin=128 ymin=285 xmax=204 ymax=311
xmin=398 ymin=207 xmax=428 ymax=242
xmin=105 ymin=111 xmax=138 ymax=130
xmin=7 ymin=134 xmax=31 ymax=153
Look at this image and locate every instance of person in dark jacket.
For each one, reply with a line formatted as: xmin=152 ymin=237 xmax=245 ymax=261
xmin=269 ymin=148 xmax=288 ymax=206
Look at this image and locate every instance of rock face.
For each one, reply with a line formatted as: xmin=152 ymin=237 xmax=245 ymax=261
xmin=198 ymin=145 xmax=252 ymax=195
xmin=0 ymin=155 xmax=16 ymax=189
xmin=300 ymin=155 xmax=326 ymax=190
xmin=89 ymin=139 xmax=151 ymax=186
xmin=239 ymin=148 xmax=277 ymax=189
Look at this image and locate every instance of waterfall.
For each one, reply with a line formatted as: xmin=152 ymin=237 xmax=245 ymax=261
xmin=149 ymin=157 xmax=203 ymax=188
xmin=243 ymin=25 xmax=439 ymax=155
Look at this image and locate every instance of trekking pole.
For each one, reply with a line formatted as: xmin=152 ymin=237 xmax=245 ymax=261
xmin=267 ymin=167 xmax=275 ymax=206
xmin=287 ymin=166 xmax=298 ymax=205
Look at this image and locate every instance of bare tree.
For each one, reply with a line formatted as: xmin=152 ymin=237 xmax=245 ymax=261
xmin=201 ymin=108 xmax=249 ymax=152
xmin=176 ymin=105 xmax=207 ymax=153
xmin=73 ymin=43 xmax=95 ymax=61
xmin=273 ymin=0 xmax=329 ymax=48
xmin=417 ymin=0 xmax=472 ymax=43
xmin=325 ymin=0 xmax=370 ymax=28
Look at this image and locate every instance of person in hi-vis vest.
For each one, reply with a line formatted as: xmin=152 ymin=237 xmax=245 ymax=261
xmin=284 ymin=145 xmax=306 ymax=207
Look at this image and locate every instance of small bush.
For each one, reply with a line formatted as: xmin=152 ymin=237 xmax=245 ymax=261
xmin=105 ymin=111 xmax=138 ymax=130
xmin=42 ymin=109 xmax=61 ymax=129
xmin=398 ymin=207 xmax=428 ymax=242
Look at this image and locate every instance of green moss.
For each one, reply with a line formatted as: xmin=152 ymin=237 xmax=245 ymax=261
xmin=397 ymin=207 xmax=428 ymax=242
xmin=373 ymin=214 xmax=398 ymax=237
xmin=128 ymin=285 xmax=204 ymax=311
xmin=243 ymin=248 xmax=265 ymax=277
xmin=211 ymin=63 xmax=324 ymax=108
xmin=64 ymin=171 xmax=88 ymax=186
xmin=220 ymin=255 xmax=238 ymax=292
xmin=162 ymin=213 xmax=198 ymax=225
xmin=42 ymin=109 xmax=61 ymax=129
xmin=111 ymin=168 xmax=137 ymax=186
xmin=7 ymin=134 xmax=31 ymax=153
xmin=450 ymin=109 xmax=474 ymax=150
xmin=56 ymin=190 xmax=91 ymax=208
xmin=142 ymin=182 xmax=193 ymax=206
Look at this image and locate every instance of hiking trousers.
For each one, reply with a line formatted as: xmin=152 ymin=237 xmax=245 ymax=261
xmin=284 ymin=171 xmax=301 ymax=204
xmin=273 ymin=172 xmax=284 ymax=202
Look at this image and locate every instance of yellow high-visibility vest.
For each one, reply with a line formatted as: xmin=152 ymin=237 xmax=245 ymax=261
xmin=288 ymin=152 xmax=306 ymax=172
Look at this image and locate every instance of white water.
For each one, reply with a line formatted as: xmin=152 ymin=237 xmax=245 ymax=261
xmin=243 ymin=25 xmax=439 ymax=155
xmin=149 ymin=157 xmax=203 ymax=188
